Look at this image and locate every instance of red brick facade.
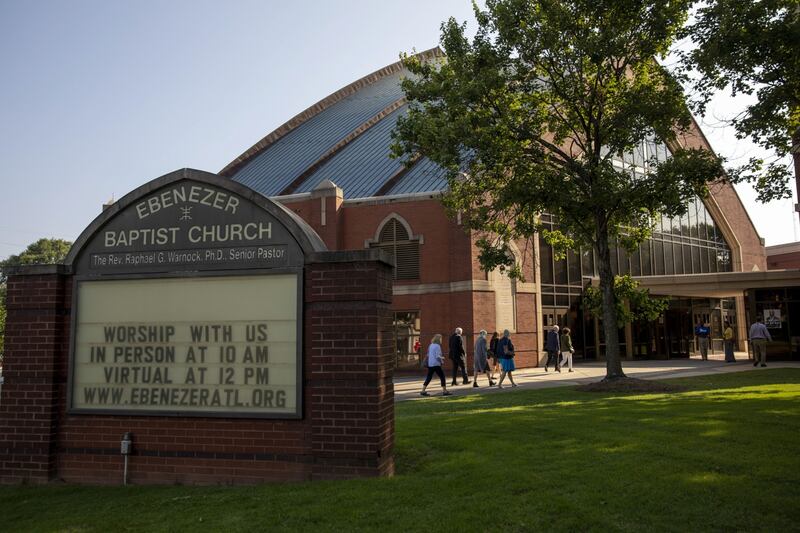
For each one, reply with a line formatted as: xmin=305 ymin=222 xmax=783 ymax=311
xmin=0 ymin=253 xmax=395 ymax=485
xmin=768 ymin=251 xmax=800 ymax=270
xmin=0 ymin=270 xmax=69 ymax=483
xmin=279 ymin=185 xmax=542 ymax=373
xmin=767 ymin=242 xmax=800 ymax=270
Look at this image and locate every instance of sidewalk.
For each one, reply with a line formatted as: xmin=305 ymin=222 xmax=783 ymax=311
xmin=394 ymin=352 xmax=800 ymax=402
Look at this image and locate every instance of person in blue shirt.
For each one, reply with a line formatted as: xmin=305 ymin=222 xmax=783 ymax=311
xmin=695 ymin=322 xmax=711 ymax=360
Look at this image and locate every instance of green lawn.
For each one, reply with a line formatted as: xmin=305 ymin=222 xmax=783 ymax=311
xmin=2 ymin=369 xmax=799 ymax=532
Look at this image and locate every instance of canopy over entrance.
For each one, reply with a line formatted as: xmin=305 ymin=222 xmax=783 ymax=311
xmin=631 ymin=270 xmax=800 ymax=298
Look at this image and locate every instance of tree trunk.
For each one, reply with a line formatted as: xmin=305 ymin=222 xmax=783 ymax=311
xmin=595 ymin=220 xmax=626 ymax=380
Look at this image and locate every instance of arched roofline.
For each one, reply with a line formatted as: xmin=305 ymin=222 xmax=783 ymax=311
xmin=219 ymin=47 xmax=443 ymax=178
xmin=364 ymin=212 xmax=424 ymax=248
xmin=668 ymin=115 xmax=765 ymax=271
xmin=64 ymin=168 xmax=327 ymax=268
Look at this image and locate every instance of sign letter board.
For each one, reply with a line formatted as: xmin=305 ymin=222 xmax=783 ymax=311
xmin=68 ymin=171 xmax=310 ymax=418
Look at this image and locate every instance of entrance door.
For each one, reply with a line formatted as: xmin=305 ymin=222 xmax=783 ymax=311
xmin=665 ymin=308 xmax=692 ymax=358
xmin=543 ymin=308 xmax=568 ymax=329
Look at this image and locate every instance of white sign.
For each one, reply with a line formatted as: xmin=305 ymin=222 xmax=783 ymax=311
xmin=764 ymin=309 xmax=781 ymax=329
xmin=494 ymin=269 xmax=517 ymax=333
xmin=71 ymin=274 xmax=299 ymax=417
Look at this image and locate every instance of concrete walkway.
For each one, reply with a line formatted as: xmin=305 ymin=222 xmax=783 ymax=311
xmin=395 ymin=352 xmax=800 ymax=402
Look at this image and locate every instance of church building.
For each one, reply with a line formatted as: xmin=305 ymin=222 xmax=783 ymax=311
xmin=218 ymin=48 xmax=796 ymax=368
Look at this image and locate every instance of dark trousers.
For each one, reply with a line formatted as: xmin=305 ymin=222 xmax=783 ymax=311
xmin=423 ymin=365 xmax=446 ymax=387
xmin=724 ymin=340 xmax=735 ymax=362
xmin=451 ymin=357 xmax=468 ymax=383
xmin=545 ymin=350 xmax=560 ymax=369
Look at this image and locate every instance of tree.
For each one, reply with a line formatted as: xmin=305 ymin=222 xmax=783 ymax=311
xmin=0 ymin=238 xmax=71 ymax=364
xmin=583 ymin=275 xmax=669 ymax=327
xmin=392 ymin=0 xmax=723 ymax=380
xmin=0 ymin=238 xmax=72 ymax=282
xmin=679 ymin=0 xmax=800 ymax=204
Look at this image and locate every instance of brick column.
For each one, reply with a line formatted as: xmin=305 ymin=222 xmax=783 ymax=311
xmin=305 ymin=250 xmax=395 ymax=479
xmin=0 ymin=266 xmax=70 ymax=484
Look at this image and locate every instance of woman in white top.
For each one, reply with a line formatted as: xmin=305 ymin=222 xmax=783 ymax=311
xmin=420 ymin=334 xmax=452 ymax=397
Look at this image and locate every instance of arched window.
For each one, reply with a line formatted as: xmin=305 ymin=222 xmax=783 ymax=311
xmin=371 ymin=217 xmax=420 ymax=280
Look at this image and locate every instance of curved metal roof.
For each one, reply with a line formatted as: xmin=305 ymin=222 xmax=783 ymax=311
xmin=221 ymin=48 xmax=448 ymax=199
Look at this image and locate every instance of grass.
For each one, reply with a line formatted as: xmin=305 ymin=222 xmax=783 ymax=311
xmin=2 ymin=369 xmax=800 ymax=532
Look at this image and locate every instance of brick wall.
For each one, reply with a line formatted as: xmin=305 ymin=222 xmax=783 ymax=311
xmin=0 ymin=253 xmax=394 ymax=485
xmin=305 ymin=253 xmax=395 ymax=479
xmin=767 ymin=251 xmax=800 ymax=270
xmin=0 ymin=268 xmax=69 ymax=483
xmin=290 ymin=197 xmax=545 ymax=374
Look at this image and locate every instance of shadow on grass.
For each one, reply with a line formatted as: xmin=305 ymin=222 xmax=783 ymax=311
xmin=1 ymin=369 xmax=798 ymax=532
xmin=396 ymin=369 xmax=800 ymax=487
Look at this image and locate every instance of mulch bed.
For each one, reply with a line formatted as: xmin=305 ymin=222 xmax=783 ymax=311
xmin=575 ymin=376 xmax=684 ymax=393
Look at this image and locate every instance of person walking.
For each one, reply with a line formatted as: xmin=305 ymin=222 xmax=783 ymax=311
xmin=473 ymin=330 xmax=495 ymax=387
xmin=496 ymin=329 xmax=517 ymax=388
xmin=489 ymin=331 xmax=500 ymax=381
xmin=544 ymin=325 xmax=561 ymax=372
xmin=749 ymin=316 xmax=772 ymax=367
xmin=695 ymin=321 xmax=711 ymax=360
xmin=420 ymin=334 xmax=451 ymax=396
xmin=723 ymin=321 xmax=736 ymax=363
xmin=449 ymin=327 xmax=470 ymax=385
xmin=559 ymin=327 xmax=575 ymax=372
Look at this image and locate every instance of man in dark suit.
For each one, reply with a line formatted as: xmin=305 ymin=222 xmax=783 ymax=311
xmin=449 ymin=327 xmax=470 ymax=385
xmin=544 ymin=325 xmax=561 ymax=372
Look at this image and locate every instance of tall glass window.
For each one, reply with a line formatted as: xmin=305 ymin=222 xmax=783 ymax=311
xmin=654 ymin=241 xmax=665 ymax=275
xmin=567 ymin=249 xmax=581 ymax=285
xmin=665 ymin=242 xmax=675 ymax=275
xmin=540 ymin=236 xmax=554 ymax=285
xmin=689 ymin=198 xmax=698 ymax=238
xmin=640 ymin=241 xmax=652 ymax=276
xmin=537 ymin=137 xmax=734 ymax=338
xmin=631 ymin=247 xmax=641 ymax=276
xmin=554 ymin=254 xmax=568 ymax=285
xmin=691 ymin=246 xmax=701 ymax=273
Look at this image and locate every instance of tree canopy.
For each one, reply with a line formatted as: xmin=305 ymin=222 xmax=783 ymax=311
xmin=679 ymin=0 xmax=800 ymax=203
xmin=392 ymin=0 xmax=724 ymax=379
xmin=0 ymin=238 xmax=72 ymax=282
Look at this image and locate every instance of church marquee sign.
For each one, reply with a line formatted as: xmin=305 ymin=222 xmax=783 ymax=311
xmin=66 ymin=169 xmax=323 ymax=419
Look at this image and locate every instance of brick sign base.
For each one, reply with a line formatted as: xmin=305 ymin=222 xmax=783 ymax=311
xmin=0 ymin=251 xmax=394 ymax=485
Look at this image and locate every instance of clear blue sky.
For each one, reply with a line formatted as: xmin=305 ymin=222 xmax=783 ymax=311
xmin=0 ymin=0 xmax=794 ymax=259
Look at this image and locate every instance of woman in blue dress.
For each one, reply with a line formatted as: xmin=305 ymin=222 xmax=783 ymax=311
xmin=496 ymin=329 xmax=517 ymax=388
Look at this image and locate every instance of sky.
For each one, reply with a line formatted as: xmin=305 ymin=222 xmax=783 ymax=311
xmin=0 ymin=0 xmax=793 ymax=260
